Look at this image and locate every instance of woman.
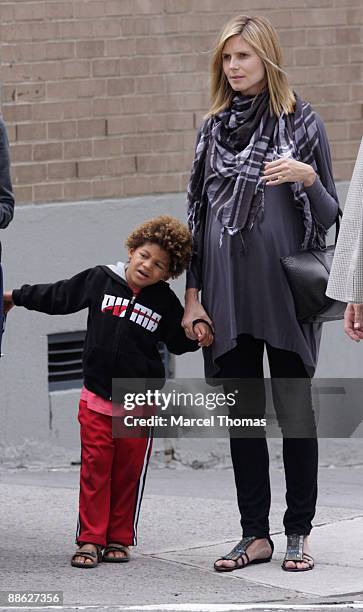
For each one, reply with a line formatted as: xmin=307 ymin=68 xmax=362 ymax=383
xmin=182 ymin=15 xmax=339 ymax=572
xmin=0 ymin=116 xmax=15 ymax=357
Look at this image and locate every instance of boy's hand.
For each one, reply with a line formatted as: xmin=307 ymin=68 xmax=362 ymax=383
xmin=3 ymin=291 xmax=14 ymax=315
xmin=193 ymin=319 xmax=214 ymax=347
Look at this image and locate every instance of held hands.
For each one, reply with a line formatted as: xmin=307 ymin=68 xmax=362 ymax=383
xmin=261 ymin=158 xmax=316 ymax=187
xmin=182 ymin=293 xmax=214 ymax=347
xmin=193 ymin=320 xmax=214 ymax=348
xmin=344 ymin=303 xmax=363 ymax=342
xmin=3 ymin=291 xmax=14 ymax=315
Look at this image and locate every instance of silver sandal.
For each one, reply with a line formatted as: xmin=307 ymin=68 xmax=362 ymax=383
xmin=282 ymin=534 xmax=314 ymax=572
xmin=214 ymin=536 xmax=274 ymax=572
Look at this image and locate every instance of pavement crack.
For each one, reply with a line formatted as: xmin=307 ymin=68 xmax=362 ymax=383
xmin=314 ymin=514 xmax=363 ymax=528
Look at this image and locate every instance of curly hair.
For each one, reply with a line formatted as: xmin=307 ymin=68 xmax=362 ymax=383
xmin=125 ymin=215 xmax=192 ymax=278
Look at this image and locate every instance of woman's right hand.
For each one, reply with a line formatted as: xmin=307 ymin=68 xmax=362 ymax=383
xmin=3 ymin=291 xmax=14 ymax=315
xmin=182 ymin=289 xmax=214 ymax=340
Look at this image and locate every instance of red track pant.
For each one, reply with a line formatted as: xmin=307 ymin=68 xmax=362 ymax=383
xmin=76 ymin=399 xmax=153 ymax=547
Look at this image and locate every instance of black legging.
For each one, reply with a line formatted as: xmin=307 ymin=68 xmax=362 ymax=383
xmin=215 ymin=334 xmax=318 ymax=538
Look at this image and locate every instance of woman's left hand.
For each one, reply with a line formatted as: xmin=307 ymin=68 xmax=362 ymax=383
xmin=261 ymin=158 xmax=316 ymax=187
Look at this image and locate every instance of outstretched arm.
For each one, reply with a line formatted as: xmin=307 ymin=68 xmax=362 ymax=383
xmin=10 ymin=267 xmax=99 ymax=315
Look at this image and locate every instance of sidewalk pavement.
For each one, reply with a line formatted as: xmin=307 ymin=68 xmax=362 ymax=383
xmin=0 ymin=439 xmax=362 ymax=612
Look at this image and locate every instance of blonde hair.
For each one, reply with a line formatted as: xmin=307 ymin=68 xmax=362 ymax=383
xmin=208 ymin=15 xmax=295 ymax=118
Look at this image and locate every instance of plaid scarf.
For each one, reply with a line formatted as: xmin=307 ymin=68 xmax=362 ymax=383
xmin=187 ymin=91 xmax=327 ymax=253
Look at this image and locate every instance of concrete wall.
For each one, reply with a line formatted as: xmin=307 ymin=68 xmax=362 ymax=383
xmin=1 ymin=182 xmax=363 ymax=463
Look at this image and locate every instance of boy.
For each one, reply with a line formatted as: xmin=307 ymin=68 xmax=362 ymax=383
xmin=4 ymin=215 xmax=213 ymax=568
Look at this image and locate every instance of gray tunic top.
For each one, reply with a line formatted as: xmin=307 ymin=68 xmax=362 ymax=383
xmin=187 ymin=114 xmax=339 ymax=377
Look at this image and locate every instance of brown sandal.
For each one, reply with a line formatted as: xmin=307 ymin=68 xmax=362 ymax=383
xmin=71 ymin=543 xmax=103 ymax=569
xmin=103 ymin=542 xmax=130 ymax=563
xmin=214 ymin=536 xmax=274 ymax=572
xmin=282 ymin=534 xmax=314 ymax=572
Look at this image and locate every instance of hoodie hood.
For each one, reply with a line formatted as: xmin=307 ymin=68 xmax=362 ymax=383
xmin=107 ymin=261 xmax=127 ymax=280
xmin=103 ymin=261 xmax=129 ymax=286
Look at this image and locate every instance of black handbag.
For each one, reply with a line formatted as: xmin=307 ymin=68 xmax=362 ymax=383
xmin=281 ymin=210 xmax=346 ymax=323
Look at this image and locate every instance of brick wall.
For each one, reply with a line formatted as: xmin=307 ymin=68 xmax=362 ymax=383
xmin=0 ymin=0 xmax=362 ymax=204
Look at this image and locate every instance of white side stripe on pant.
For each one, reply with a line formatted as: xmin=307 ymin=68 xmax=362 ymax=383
xmin=132 ymin=427 xmax=152 ymax=545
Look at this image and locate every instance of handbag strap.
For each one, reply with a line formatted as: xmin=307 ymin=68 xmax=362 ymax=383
xmin=334 ymin=208 xmax=343 ymax=245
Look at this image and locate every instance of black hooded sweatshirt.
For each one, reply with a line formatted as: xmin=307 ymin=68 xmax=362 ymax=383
xmin=12 ymin=262 xmax=199 ymax=400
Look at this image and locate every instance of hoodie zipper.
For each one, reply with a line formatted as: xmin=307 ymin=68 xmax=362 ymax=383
xmin=125 ymin=293 xmax=137 ymax=318
xmin=114 ymin=290 xmax=138 ymax=358
xmin=110 ymin=290 xmax=138 ymax=400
